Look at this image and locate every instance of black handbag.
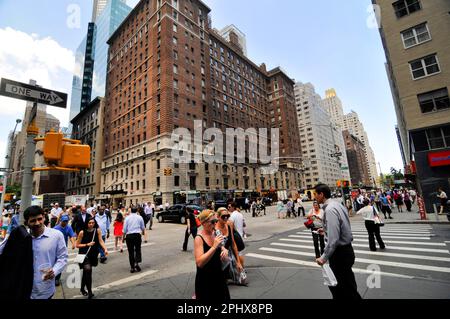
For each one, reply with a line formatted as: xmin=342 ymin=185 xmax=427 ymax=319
xmin=233 ymin=229 xmax=245 ymax=251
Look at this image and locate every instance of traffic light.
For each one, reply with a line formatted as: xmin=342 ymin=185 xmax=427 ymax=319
xmin=343 ymin=180 xmax=350 ymax=187
xmin=35 ymin=130 xmax=91 ymax=172
xmin=164 ymin=167 xmax=173 ymax=176
xmin=43 ymin=131 xmax=63 ymax=162
xmin=60 ymin=144 xmax=90 ymax=168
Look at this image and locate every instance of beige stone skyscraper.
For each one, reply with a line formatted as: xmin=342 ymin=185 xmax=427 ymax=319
xmin=322 ymin=90 xmax=379 ymax=187
xmin=373 ymin=0 xmax=450 ymax=211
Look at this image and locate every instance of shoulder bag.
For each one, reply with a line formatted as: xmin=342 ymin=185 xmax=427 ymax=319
xmin=74 ymin=230 xmax=96 ymax=264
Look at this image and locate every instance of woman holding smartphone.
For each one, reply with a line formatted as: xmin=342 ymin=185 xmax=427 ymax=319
xmin=306 ymin=201 xmax=325 ymax=258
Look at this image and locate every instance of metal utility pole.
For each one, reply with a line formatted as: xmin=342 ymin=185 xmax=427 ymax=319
xmin=20 ymin=103 xmax=39 ymax=216
xmin=0 ymin=119 xmax=22 ymax=213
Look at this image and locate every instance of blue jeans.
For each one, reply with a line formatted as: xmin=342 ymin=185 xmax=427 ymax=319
xmin=99 ymin=235 xmax=106 ymax=258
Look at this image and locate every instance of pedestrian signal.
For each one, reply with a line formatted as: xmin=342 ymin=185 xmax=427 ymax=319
xmin=34 ymin=130 xmax=91 ymax=172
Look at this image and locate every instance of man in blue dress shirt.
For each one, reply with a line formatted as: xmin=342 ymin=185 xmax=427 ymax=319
xmin=123 ymin=207 xmax=145 ymax=273
xmin=0 ymin=205 xmax=68 ymax=299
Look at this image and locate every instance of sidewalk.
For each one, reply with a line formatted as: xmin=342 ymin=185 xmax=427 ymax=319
xmin=350 ymin=204 xmax=449 ymax=225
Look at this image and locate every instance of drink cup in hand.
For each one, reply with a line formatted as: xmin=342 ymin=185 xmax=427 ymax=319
xmin=39 ymin=263 xmax=52 ymax=281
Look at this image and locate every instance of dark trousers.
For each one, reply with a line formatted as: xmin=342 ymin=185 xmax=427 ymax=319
xmin=365 ymin=220 xmax=385 ymax=251
xmin=182 ymin=227 xmax=197 ymax=251
xmin=298 ymin=207 xmax=305 ymax=217
xmin=312 ymin=231 xmax=325 ymax=258
xmin=125 ymin=233 xmax=142 ymax=268
xmin=405 ymin=200 xmax=412 ymax=212
xmin=328 ymin=244 xmax=362 ymax=300
xmin=381 ymin=206 xmax=392 ymax=218
xmin=375 ymin=201 xmax=382 ymax=212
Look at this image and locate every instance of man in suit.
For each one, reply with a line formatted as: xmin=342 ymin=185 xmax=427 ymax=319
xmin=71 ymin=206 xmax=92 ymax=235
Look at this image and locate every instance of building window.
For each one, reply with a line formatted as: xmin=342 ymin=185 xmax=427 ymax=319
xmin=409 ymin=54 xmax=440 ymax=80
xmin=411 ymin=125 xmax=450 ymax=152
xmin=205 ymin=177 xmax=210 ymax=187
xmin=174 ymin=176 xmax=180 ymax=186
xmin=173 ymin=37 xmax=177 ymax=45
xmin=401 ymin=23 xmax=431 ymax=49
xmin=173 ymin=79 xmax=178 ymax=89
xmin=393 ymin=0 xmax=421 ymax=18
xmin=157 ymin=159 xmax=161 ymax=169
xmin=157 ymin=177 xmax=160 ymax=187
xmin=173 ymin=24 xmax=177 ymax=32
xmin=173 ymin=64 xmax=178 ymax=74
xmin=418 ymin=88 xmax=450 ymax=113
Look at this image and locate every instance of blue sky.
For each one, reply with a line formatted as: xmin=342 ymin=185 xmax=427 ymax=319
xmin=0 ymin=0 xmax=403 ymax=175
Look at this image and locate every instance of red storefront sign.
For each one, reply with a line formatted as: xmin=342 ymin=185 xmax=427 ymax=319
xmin=428 ymin=150 xmax=450 ymax=167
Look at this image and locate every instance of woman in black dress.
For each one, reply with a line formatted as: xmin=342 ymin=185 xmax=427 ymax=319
xmin=194 ymin=210 xmax=230 ymax=302
xmin=76 ymin=218 xmax=108 ymax=299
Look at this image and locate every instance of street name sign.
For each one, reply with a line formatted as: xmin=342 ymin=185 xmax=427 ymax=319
xmin=0 ymin=78 xmax=67 ymax=108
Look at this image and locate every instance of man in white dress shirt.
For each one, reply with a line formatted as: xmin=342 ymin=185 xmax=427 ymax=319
xmin=123 ymin=207 xmax=145 ymax=273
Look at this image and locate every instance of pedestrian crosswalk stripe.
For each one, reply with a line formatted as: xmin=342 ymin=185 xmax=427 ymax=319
xmin=245 ymin=253 xmax=413 ymax=279
xmin=350 ymin=228 xmax=432 ymax=233
xmin=72 ymin=269 xmax=159 ymax=298
xmin=293 ymin=234 xmax=432 ymax=240
xmin=283 ymin=237 xmax=447 ymax=247
xmin=269 ymin=243 xmax=450 ymax=262
xmin=257 ymin=247 xmax=450 ymax=273
xmin=350 ymin=225 xmax=432 ymax=230
xmin=275 ymin=240 xmax=450 ymax=254
xmin=302 ymin=230 xmax=434 ymax=236
xmin=351 ymin=231 xmax=432 ymax=237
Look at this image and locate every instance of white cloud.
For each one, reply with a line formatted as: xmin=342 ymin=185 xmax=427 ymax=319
xmin=0 ymin=27 xmax=74 ymax=115
xmin=0 ymin=27 xmax=75 ymax=167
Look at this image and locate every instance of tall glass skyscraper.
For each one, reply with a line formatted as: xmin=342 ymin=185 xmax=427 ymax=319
xmin=69 ymin=0 xmax=131 ymax=123
xmin=92 ymin=0 xmax=132 ymax=99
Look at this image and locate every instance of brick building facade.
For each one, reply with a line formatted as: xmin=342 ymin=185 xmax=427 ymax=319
xmin=101 ymin=0 xmax=302 ymax=207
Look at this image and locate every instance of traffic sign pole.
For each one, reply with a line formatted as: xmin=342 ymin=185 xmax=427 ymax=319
xmin=20 ymin=103 xmax=39 ymax=218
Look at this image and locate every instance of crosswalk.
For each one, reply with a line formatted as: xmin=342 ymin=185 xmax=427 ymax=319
xmin=246 ymin=223 xmax=450 ymax=280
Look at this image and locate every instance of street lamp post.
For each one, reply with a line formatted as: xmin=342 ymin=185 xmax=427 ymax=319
xmin=0 ymin=119 xmax=22 ymax=213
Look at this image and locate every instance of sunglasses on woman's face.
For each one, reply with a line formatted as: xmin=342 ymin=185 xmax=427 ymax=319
xmin=221 ymin=215 xmax=230 ymax=220
xmin=209 ymin=219 xmax=218 ymax=225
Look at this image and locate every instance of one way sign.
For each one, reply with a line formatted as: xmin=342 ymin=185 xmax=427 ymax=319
xmin=0 ymin=78 xmax=67 ymax=108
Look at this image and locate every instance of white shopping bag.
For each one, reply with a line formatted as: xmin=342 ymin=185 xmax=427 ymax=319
xmin=322 ymin=264 xmax=338 ymax=287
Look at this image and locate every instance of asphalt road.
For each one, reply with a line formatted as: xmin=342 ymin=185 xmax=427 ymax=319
xmin=57 ymin=201 xmax=450 ymax=299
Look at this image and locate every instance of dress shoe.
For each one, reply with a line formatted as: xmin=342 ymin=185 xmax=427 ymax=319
xmin=80 ymin=288 xmax=88 ymax=296
xmin=130 ymin=268 xmax=135 ymax=273
xmin=88 ymin=293 xmax=95 ymax=299
xmin=135 ymin=265 xmax=141 ymax=272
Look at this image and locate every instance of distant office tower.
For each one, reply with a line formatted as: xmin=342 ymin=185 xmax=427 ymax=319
xmin=373 ymin=0 xmax=450 ymax=212
xmin=294 ymin=82 xmax=350 ymax=190
xmin=69 ymin=0 xmax=132 ymax=123
xmin=343 ymin=130 xmax=371 ymax=186
xmin=322 ymin=89 xmax=378 ymax=187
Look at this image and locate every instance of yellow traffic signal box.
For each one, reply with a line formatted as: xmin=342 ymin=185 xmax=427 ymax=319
xmin=43 ymin=132 xmax=63 ymax=162
xmin=60 ymin=144 xmax=91 ymax=168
